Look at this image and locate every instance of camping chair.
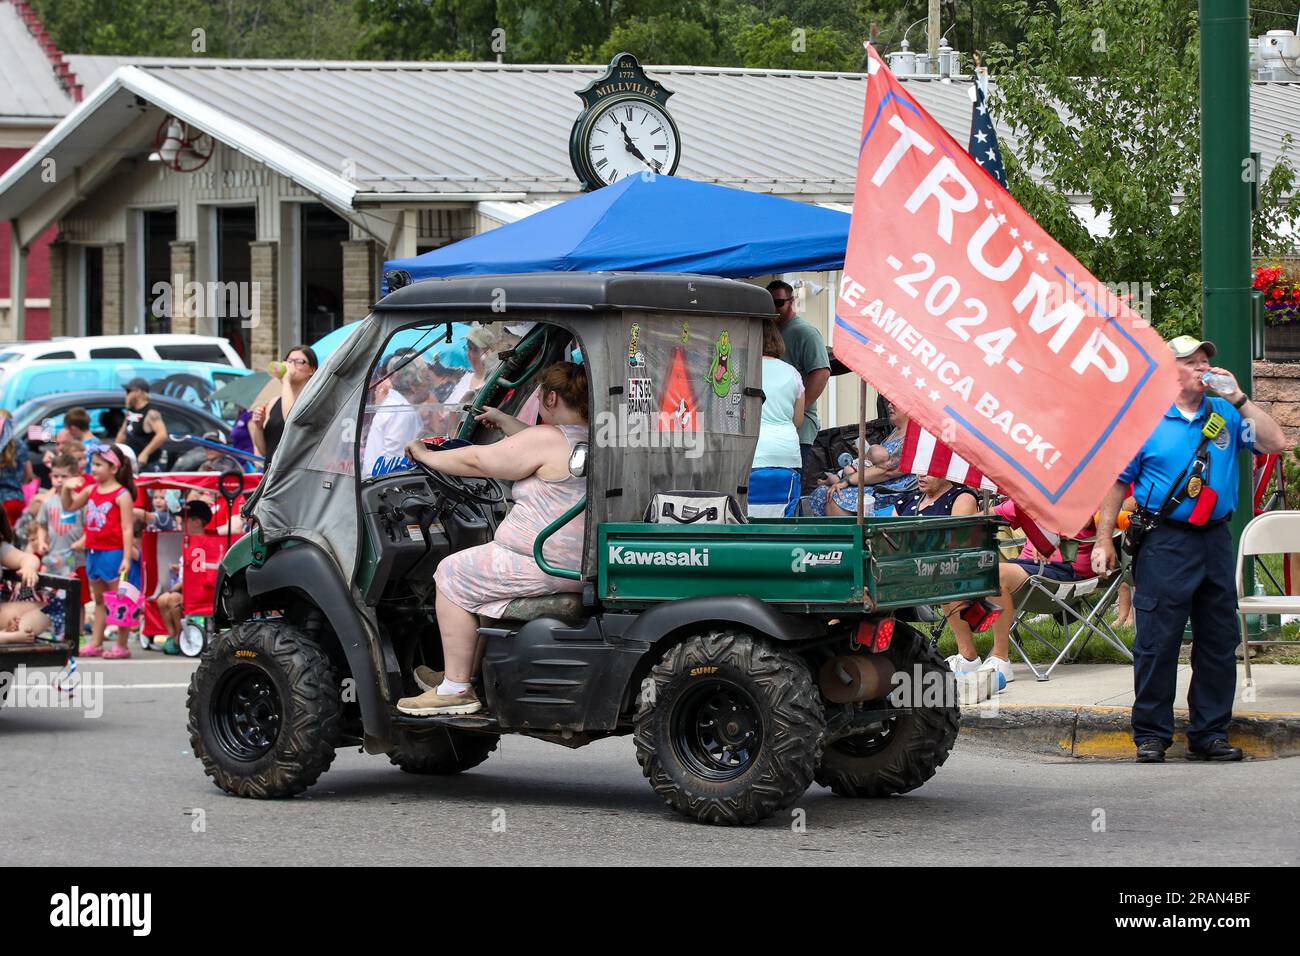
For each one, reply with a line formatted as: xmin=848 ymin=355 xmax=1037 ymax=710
xmin=1236 ymin=511 xmax=1300 ymax=685
xmin=1005 ymin=534 xmax=1133 ymax=681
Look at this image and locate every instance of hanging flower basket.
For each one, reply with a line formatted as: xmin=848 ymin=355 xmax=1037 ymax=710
xmin=1253 ymin=264 xmax=1300 ymax=362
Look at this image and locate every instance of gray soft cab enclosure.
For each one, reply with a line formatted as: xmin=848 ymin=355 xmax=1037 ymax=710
xmin=244 ymin=272 xmax=776 ymax=581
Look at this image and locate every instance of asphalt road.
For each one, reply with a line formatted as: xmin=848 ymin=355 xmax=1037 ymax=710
xmin=3 ymin=659 xmax=1297 ymax=866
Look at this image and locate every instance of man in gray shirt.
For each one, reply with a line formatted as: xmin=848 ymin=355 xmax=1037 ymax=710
xmin=768 ymin=280 xmax=830 ymax=491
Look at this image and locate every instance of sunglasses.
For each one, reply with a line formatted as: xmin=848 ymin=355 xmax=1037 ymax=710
xmin=285 ymin=357 xmax=310 ymax=366
xmin=771 ymin=298 xmax=792 ymax=306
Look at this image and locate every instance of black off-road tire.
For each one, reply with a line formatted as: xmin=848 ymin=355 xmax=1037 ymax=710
xmin=815 ymin=624 xmax=959 ymax=798
xmin=634 ymin=631 xmax=824 ymax=826
xmin=187 ymin=620 xmax=341 ymax=798
xmin=388 ymin=727 xmax=499 ymax=775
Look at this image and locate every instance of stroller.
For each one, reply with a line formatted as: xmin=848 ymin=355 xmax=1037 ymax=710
xmin=137 ymin=471 xmax=260 ymax=657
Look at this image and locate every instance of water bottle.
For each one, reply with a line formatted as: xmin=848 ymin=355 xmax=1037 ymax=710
xmin=1201 ymin=371 xmax=1236 ymax=393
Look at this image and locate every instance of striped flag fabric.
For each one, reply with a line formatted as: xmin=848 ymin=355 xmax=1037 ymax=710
xmin=899 ymin=420 xmax=998 ymax=491
xmin=1010 ymin=501 xmax=1061 ymax=557
xmin=969 ymin=69 xmax=1007 ymax=187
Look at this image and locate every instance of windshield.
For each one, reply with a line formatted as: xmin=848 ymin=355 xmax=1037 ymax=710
xmin=307 ymin=320 xmax=535 ymax=480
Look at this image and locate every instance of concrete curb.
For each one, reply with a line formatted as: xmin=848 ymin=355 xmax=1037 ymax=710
xmin=958 ymin=703 xmax=1300 ymax=759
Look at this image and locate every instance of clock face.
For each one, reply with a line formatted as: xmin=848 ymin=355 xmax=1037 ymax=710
xmin=582 ymin=98 xmax=680 ymax=187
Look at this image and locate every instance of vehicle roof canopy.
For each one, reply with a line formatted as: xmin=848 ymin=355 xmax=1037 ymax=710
xmin=247 ymin=272 xmax=776 ymax=579
xmin=375 ymin=271 xmax=776 ymax=317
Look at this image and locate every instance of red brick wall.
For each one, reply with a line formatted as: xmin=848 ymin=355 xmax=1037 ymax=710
xmin=0 ymin=146 xmax=53 ymax=339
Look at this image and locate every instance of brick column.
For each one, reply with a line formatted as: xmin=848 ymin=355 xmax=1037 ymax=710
xmin=168 ymin=240 xmax=197 ymax=334
xmin=102 ymin=244 xmax=124 ymax=334
xmin=249 ymin=241 xmax=279 ymax=371
xmin=1253 ymin=360 xmax=1300 ymax=448
xmin=342 ymin=238 xmax=380 ymax=323
xmin=47 ymin=240 xmax=67 ymax=337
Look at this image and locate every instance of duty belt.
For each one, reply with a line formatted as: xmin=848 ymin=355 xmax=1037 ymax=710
xmin=1137 ymin=508 xmax=1231 ymax=533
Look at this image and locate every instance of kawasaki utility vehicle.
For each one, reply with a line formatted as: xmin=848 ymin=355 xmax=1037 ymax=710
xmin=188 ymin=273 xmax=1001 ymax=826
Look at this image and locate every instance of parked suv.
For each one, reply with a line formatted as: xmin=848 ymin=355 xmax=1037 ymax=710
xmin=0 ymin=335 xmax=245 ymax=375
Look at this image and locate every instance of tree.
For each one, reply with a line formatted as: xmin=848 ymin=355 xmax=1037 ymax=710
xmin=986 ymin=0 xmax=1300 ymax=339
xmin=730 ymin=15 xmax=858 ymax=71
xmin=30 ymin=0 xmax=204 ymax=56
xmin=31 ymin=0 xmax=361 ymax=59
xmin=593 ymin=15 xmax=718 ymax=64
xmin=354 ymin=0 xmax=499 ymax=60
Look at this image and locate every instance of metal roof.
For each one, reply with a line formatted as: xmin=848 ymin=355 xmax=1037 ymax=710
xmin=0 ymin=0 xmax=73 ymax=123
xmin=106 ymin=60 xmax=891 ymax=199
xmin=35 ymin=58 xmax=1019 ymax=200
xmin=5 ymin=54 xmax=1300 ymax=219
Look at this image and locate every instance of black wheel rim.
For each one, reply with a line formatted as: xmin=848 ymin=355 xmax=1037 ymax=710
xmin=832 ymin=717 xmax=898 ymax=758
xmin=671 ymin=679 xmax=764 ymax=782
xmin=212 ymin=664 xmax=282 ymax=761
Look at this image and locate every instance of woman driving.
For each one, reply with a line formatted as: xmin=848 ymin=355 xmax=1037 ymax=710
xmin=397 ymin=361 xmax=589 ymax=717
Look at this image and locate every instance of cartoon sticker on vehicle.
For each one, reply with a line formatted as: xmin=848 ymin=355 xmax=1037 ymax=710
xmin=658 ymin=348 xmax=698 ymax=431
xmin=708 ymin=331 xmax=734 ymax=398
xmin=628 ymin=323 xmax=645 ymax=370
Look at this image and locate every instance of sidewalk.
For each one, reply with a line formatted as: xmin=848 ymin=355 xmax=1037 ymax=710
xmin=959 ymin=662 xmax=1300 ymax=759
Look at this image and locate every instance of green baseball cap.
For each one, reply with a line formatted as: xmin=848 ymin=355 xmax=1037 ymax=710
xmin=1167 ymin=335 xmax=1216 ymax=360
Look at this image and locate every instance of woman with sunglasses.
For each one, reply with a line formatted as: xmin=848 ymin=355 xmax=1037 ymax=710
xmin=250 ymin=345 xmax=318 ymax=470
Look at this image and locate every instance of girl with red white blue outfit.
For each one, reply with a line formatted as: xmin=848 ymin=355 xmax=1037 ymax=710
xmin=60 ymin=443 xmax=136 ymax=659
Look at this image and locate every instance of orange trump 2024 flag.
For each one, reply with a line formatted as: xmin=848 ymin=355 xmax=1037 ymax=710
xmin=835 ymin=47 xmax=1178 ymax=533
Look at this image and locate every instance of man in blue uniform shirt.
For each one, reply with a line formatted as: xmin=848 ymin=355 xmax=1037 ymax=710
xmin=1094 ymin=335 xmax=1288 ymax=763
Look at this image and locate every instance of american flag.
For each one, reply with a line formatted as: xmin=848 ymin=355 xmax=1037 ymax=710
xmin=899 ymin=420 xmax=998 ymax=491
xmin=969 ymin=70 xmax=1007 ymax=187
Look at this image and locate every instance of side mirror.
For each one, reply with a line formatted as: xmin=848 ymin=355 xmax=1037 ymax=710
xmin=569 ymin=442 xmax=588 ymax=479
xmin=218 ymin=468 xmax=244 ymax=504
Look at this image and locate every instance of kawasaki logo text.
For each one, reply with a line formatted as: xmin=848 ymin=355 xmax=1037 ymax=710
xmin=608 ymin=546 xmax=710 ymax=567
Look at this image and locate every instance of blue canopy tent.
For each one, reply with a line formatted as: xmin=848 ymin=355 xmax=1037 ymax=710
xmin=383 ymin=174 xmax=851 ymax=287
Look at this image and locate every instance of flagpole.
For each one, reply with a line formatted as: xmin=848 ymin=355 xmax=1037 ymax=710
xmin=856 ymin=380 xmax=867 ymax=524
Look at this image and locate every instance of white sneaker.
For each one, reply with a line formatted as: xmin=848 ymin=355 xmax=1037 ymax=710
xmin=945 ymin=653 xmax=982 ymax=674
xmin=979 ymin=654 xmax=1016 ymax=684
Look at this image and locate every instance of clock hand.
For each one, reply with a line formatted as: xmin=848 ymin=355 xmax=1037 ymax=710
xmin=618 ymin=121 xmax=650 ymax=164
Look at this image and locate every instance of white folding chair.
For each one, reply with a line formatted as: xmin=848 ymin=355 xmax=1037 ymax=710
xmin=1235 ymin=510 xmax=1300 ymax=684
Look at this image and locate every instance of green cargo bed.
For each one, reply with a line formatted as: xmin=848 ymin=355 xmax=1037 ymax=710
xmin=598 ymin=515 xmax=1001 ymax=612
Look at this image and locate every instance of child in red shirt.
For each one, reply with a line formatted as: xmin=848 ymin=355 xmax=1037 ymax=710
xmin=61 ymin=443 xmax=136 ymax=658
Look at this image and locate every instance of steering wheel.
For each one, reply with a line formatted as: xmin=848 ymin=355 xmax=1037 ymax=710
xmin=413 ymin=440 xmax=506 ymax=507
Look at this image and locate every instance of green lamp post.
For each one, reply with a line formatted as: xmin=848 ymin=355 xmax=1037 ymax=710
xmin=1201 ymin=1 xmax=1269 ymax=630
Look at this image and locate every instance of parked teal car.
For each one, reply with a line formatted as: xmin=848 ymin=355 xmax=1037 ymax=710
xmin=0 ymin=360 xmax=251 ymax=422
